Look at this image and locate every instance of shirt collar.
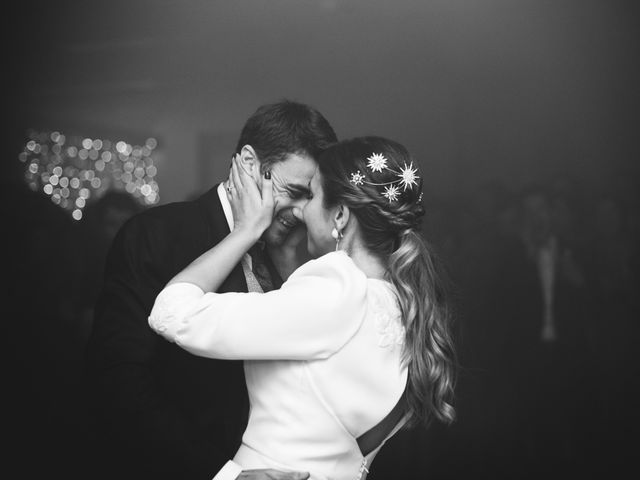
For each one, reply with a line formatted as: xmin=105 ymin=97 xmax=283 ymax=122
xmin=216 ymin=182 xmax=234 ymax=231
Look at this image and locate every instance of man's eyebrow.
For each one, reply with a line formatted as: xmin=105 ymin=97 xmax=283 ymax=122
xmin=286 ymin=183 xmax=311 ymax=193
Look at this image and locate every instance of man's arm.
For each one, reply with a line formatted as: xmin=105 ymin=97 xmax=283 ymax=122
xmin=87 ymin=214 xmax=311 ymax=480
xmin=85 ymin=217 xmax=232 ymax=479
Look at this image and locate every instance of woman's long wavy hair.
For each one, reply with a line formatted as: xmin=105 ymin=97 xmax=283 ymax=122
xmin=318 ymin=136 xmax=457 ymax=427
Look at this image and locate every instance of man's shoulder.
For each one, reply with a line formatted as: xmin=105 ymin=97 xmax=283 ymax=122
xmin=127 ymin=187 xmax=222 ymax=232
xmin=121 ymin=201 xmax=195 ymax=237
xmin=140 ymin=198 xmax=198 ymax=221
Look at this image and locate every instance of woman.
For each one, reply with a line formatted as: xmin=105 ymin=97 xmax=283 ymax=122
xmin=149 ymin=136 xmax=457 ymax=480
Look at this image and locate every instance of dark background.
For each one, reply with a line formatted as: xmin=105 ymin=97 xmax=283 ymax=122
xmin=5 ymin=1 xmax=639 ymax=479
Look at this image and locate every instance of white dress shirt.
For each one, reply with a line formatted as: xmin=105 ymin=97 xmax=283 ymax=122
xmin=149 ymin=250 xmax=408 ymax=480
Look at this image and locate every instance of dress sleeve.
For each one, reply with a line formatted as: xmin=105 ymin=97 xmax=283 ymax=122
xmin=149 ymin=252 xmax=368 ymax=360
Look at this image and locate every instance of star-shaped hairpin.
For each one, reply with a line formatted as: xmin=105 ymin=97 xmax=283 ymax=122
xmin=350 ymin=170 xmax=365 ymax=186
xmin=367 ymin=153 xmax=388 ymax=173
xmin=397 ymin=162 xmax=418 ymax=191
xmin=382 ymin=184 xmax=400 ymax=202
xmin=349 ymin=152 xmax=421 ymax=202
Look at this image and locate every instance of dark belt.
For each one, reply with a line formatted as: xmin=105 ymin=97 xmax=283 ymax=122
xmin=356 ymin=389 xmax=408 ymax=456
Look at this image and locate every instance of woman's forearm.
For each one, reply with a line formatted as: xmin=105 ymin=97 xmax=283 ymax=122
xmin=167 ymin=227 xmax=260 ymax=292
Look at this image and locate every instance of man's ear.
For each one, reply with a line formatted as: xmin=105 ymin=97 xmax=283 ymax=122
xmin=333 ymin=205 xmax=350 ymax=232
xmin=238 ymin=145 xmax=261 ymax=178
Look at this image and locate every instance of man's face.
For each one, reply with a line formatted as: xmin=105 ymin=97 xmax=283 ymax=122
xmin=261 ymin=153 xmax=317 ymax=246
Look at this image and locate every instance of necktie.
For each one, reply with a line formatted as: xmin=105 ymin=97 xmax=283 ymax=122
xmin=248 ymin=243 xmax=282 ymax=293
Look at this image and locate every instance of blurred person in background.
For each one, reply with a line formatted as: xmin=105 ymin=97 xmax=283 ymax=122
xmin=586 ymin=191 xmax=639 ymax=474
xmin=5 ymin=125 xmax=87 ymax=479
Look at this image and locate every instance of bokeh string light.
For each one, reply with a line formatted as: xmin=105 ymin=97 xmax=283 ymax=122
xmin=20 ymin=130 xmax=160 ymax=221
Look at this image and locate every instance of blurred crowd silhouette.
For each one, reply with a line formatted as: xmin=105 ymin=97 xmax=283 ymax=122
xmin=5 ymin=128 xmax=638 ymax=479
xmin=372 ymin=170 xmax=639 ymax=479
xmin=4 ymin=132 xmax=146 ymax=478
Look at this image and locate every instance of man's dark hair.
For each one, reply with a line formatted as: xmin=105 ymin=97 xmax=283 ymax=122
xmin=235 ymin=99 xmax=338 ymax=170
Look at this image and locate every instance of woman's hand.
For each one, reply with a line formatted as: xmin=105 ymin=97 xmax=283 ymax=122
xmin=228 ymin=155 xmax=274 ymax=239
xmin=165 ymin=157 xmax=273 ymax=292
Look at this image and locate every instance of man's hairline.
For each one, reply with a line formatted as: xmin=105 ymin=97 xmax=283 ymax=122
xmin=257 ymin=149 xmax=318 ymax=172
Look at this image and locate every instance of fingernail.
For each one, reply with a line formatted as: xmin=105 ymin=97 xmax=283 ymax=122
xmin=264 ymin=170 xmax=271 ymax=179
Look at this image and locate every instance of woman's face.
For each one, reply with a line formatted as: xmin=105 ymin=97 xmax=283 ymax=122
xmin=302 ymin=170 xmax=336 ymax=258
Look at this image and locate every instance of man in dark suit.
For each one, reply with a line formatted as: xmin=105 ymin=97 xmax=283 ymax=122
xmin=84 ymin=100 xmax=337 ymax=480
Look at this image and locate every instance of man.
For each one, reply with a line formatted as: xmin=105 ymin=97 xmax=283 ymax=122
xmin=84 ymin=99 xmax=337 ymax=480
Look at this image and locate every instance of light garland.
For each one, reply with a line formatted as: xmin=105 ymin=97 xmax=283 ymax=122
xmin=20 ymin=129 xmax=160 ymax=221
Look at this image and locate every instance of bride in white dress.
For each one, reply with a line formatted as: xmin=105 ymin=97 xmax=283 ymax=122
xmin=148 ymin=136 xmax=457 ymax=480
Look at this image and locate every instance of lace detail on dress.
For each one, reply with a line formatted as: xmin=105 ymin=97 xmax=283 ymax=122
xmin=148 ymin=290 xmax=178 ymax=340
xmin=370 ymin=288 xmax=405 ymax=348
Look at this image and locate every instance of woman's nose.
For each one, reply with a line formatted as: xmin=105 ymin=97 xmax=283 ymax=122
xmin=292 ymin=207 xmax=304 ymax=223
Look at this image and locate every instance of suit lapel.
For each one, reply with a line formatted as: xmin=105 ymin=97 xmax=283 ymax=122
xmin=196 ymin=185 xmax=248 ymax=294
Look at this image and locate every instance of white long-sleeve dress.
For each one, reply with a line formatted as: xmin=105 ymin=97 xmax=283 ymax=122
xmin=148 ymin=251 xmax=408 ymax=480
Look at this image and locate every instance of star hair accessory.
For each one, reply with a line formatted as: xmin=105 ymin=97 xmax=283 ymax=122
xmin=349 ymin=153 xmax=420 ymax=202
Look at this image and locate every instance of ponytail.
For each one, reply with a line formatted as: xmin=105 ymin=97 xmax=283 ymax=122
xmin=314 ymin=135 xmax=457 ymax=427
xmin=387 ymin=230 xmax=457 ymax=427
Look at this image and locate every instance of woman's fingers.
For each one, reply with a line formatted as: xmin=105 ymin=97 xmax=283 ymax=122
xmin=233 ymin=156 xmax=264 ymax=198
xmin=227 ymin=160 xmax=275 ymax=235
xmin=237 ymin=158 xmax=257 ymax=191
xmin=261 ymin=170 xmax=273 ymax=209
xmin=230 ymin=156 xmax=243 ymax=192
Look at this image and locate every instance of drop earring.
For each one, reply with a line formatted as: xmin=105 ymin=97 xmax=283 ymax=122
xmin=331 ymin=227 xmax=343 ymax=251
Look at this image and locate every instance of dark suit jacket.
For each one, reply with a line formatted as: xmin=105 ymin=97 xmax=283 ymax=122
xmin=84 ymin=185 xmax=249 ymax=480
